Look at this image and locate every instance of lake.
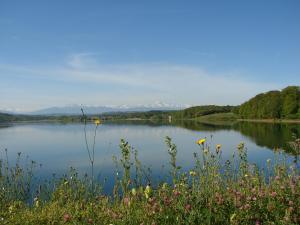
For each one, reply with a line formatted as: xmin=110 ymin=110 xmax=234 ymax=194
xmin=0 ymin=120 xmax=299 ymax=192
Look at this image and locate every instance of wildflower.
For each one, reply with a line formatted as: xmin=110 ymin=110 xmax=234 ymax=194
xmin=189 ymin=170 xmax=196 ymax=176
xmin=197 ymin=138 xmax=206 ymax=145
xmin=123 ymin=197 xmax=130 ymax=206
xmin=216 ymin=144 xmax=221 ymax=153
xmin=173 ymin=190 xmax=181 ymax=197
xmin=63 ymin=213 xmax=71 ymax=222
xmin=94 ymin=119 xmax=101 ymax=126
xmin=131 ymin=188 xmax=137 ymax=196
xmin=144 ymin=185 xmax=152 ymax=199
xmin=185 ymin=204 xmax=192 ymax=211
xmin=244 ymin=203 xmax=250 ymax=210
xmin=203 ymin=149 xmax=209 ymax=154
xmin=267 ymin=159 xmax=271 ymax=164
xmin=270 ymin=191 xmax=277 ymax=197
xmin=87 ymin=218 xmax=93 ymax=224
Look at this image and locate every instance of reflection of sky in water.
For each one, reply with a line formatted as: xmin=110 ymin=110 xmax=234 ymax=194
xmin=0 ymin=122 xmax=298 ymax=192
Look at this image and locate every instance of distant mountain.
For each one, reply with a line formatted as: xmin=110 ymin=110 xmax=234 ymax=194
xmin=28 ymin=103 xmax=186 ymax=115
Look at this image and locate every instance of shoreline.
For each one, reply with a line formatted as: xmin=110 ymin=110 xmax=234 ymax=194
xmin=237 ymin=118 xmax=300 ymax=124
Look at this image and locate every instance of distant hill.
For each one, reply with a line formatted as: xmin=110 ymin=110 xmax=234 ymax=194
xmin=171 ymin=105 xmax=236 ymax=119
xmin=28 ymin=104 xmax=184 ymax=115
xmin=239 ymin=86 xmax=300 ymax=119
xmin=1 ymin=86 xmax=300 ymax=122
xmin=0 ymin=113 xmax=13 ymax=122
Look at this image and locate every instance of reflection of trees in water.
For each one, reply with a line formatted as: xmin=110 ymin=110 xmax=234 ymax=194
xmin=168 ymin=120 xmax=300 ymax=157
xmin=0 ymin=124 xmax=13 ymax=129
xmin=233 ymin=122 xmax=300 ymax=156
xmin=107 ymin=120 xmax=300 ymax=156
xmin=171 ymin=120 xmax=234 ymax=132
xmin=171 ymin=120 xmax=300 ymax=156
xmin=106 ymin=120 xmax=235 ymax=132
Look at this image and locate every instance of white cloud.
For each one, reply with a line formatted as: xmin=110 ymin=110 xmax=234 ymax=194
xmin=0 ymin=53 xmax=285 ymax=111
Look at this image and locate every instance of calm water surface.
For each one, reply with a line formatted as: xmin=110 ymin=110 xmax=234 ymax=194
xmin=0 ymin=121 xmax=299 ymax=191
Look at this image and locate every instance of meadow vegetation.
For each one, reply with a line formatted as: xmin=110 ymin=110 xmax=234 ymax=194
xmin=0 ymin=129 xmax=299 ymax=224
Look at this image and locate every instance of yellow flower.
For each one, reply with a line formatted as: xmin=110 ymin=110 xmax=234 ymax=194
xmin=197 ymin=138 xmax=206 ymax=145
xmin=94 ymin=119 xmax=101 ymax=126
xmin=144 ymin=185 xmax=152 ymax=199
xmin=189 ymin=170 xmax=196 ymax=176
xmin=203 ymin=149 xmax=209 ymax=154
xmin=216 ymin=144 xmax=222 ymax=153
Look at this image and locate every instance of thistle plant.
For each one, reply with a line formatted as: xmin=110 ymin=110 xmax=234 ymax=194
xmin=165 ymin=136 xmax=180 ymax=185
xmin=119 ymin=139 xmax=132 ymax=195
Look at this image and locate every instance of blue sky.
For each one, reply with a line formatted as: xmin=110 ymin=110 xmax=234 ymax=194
xmin=0 ymin=0 xmax=299 ymax=112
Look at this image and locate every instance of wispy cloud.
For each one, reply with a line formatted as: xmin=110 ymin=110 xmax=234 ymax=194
xmin=0 ymin=53 xmax=285 ymax=111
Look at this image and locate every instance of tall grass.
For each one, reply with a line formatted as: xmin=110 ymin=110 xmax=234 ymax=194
xmin=0 ymin=134 xmax=299 ymax=224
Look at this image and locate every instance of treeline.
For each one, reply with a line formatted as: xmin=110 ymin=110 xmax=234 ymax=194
xmin=101 ymin=106 xmax=236 ymax=121
xmin=0 ymin=113 xmax=81 ymax=123
xmin=101 ymin=110 xmax=171 ymax=121
xmin=171 ymin=105 xmax=235 ymax=119
xmin=239 ymin=86 xmax=300 ymax=119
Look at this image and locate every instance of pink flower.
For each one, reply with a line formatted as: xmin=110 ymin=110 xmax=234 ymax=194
xmin=173 ymin=190 xmax=181 ymax=197
xmin=244 ymin=204 xmax=250 ymax=210
xmin=123 ymin=197 xmax=130 ymax=205
xmin=185 ymin=204 xmax=192 ymax=211
xmin=271 ymin=191 xmax=277 ymax=197
xmin=63 ymin=213 xmax=71 ymax=222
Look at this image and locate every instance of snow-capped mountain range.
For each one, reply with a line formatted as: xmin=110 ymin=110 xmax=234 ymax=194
xmin=1 ymin=102 xmax=190 ymax=115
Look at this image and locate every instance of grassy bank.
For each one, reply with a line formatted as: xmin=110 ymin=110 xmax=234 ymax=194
xmin=0 ymin=136 xmax=300 ymax=225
